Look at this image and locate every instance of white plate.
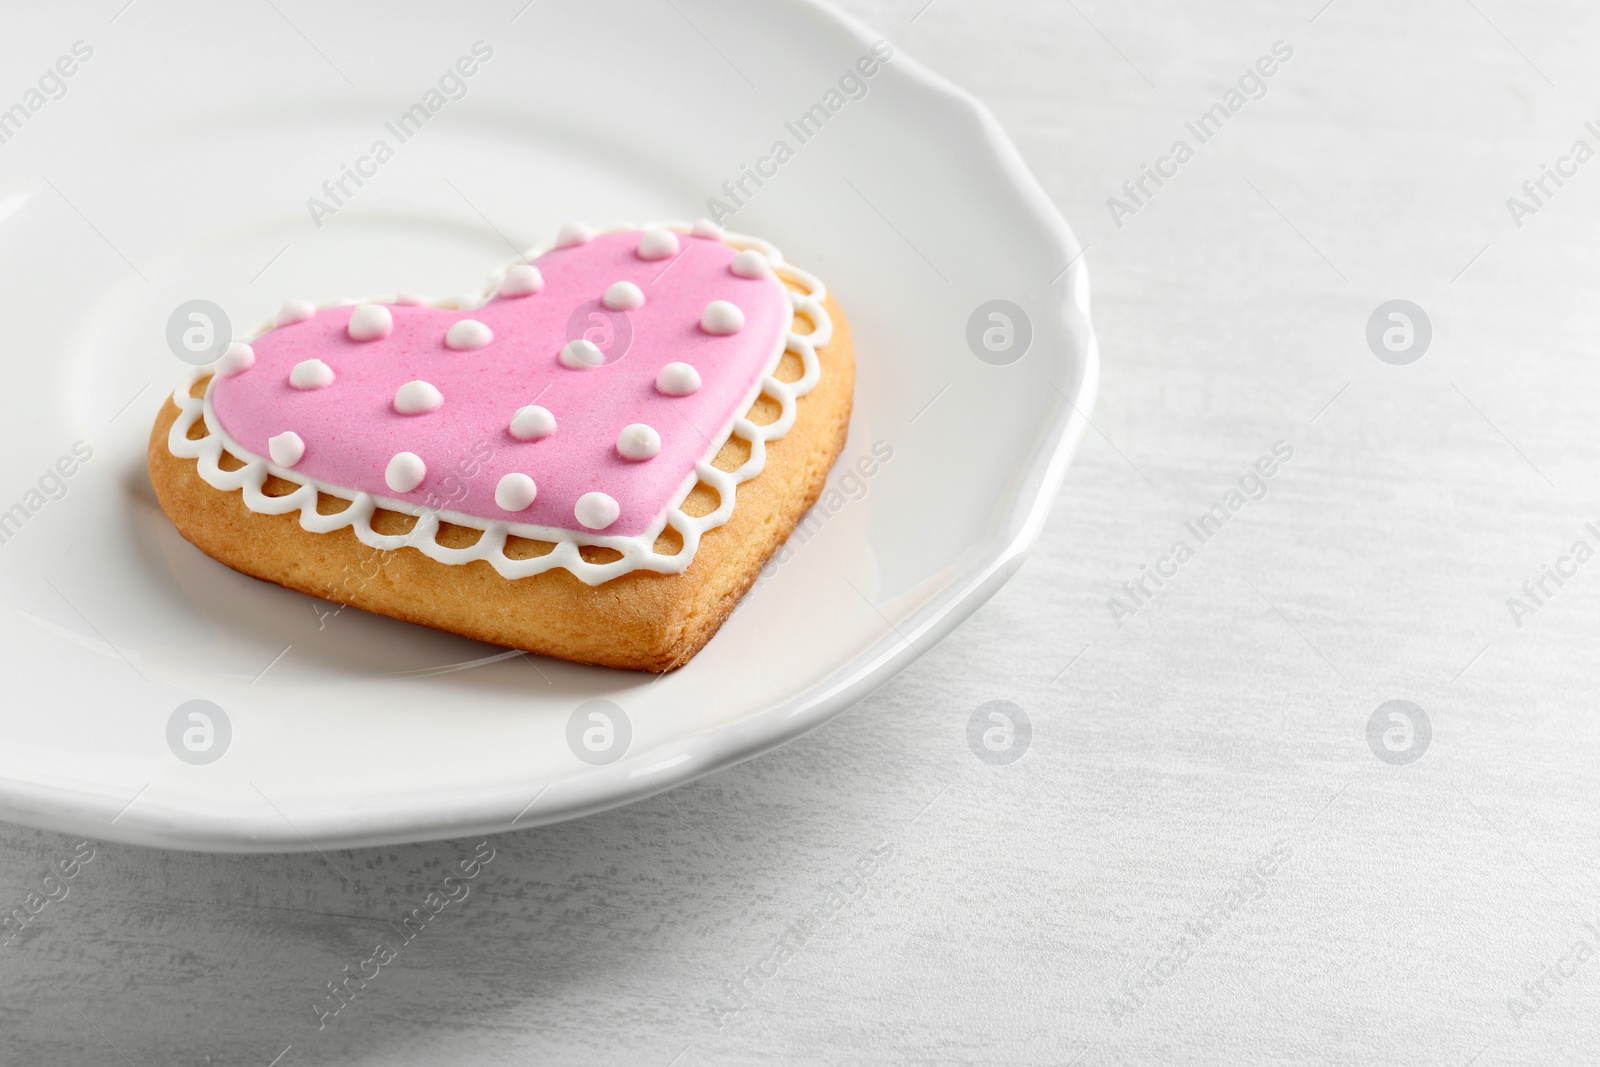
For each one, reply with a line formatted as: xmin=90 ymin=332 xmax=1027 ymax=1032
xmin=0 ymin=0 xmax=1096 ymax=851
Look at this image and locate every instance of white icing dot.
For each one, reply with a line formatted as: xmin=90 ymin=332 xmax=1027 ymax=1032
xmin=215 ymin=342 xmax=255 ymax=376
xmin=655 ymin=362 xmax=701 ymax=397
xmin=385 ymin=451 xmax=426 ymax=493
xmin=445 ymin=319 xmax=494 ymax=350
xmin=556 ymin=221 xmax=593 ymax=247
xmin=637 ymin=227 xmax=680 ymax=260
xmin=509 ymin=404 xmax=557 ymax=440
xmin=347 ymin=303 xmax=393 ymax=342
xmin=395 ymin=292 xmax=428 ymax=306
xmin=603 ymin=281 xmax=645 ymax=311
xmin=691 ymin=219 xmax=725 ymax=240
xmin=288 ymin=358 xmax=334 ymax=390
xmin=276 ymin=299 xmax=315 ymax=326
xmin=499 ymin=264 xmax=544 ymax=298
xmin=730 ymin=250 xmax=772 ymax=279
xmin=575 ymin=491 xmax=620 ymax=530
xmin=616 ymin=423 xmax=661 ymax=461
xmin=494 ymin=472 xmax=537 ymax=512
xmin=268 ymin=431 xmax=305 ymax=468
xmin=394 ymin=380 xmax=443 ymax=415
xmin=701 ymin=300 xmax=745 ymax=335
xmin=559 ymin=339 xmax=605 ymax=369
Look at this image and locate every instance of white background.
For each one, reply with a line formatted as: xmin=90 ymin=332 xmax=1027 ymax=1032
xmin=5 ymin=0 xmax=1600 ymax=1064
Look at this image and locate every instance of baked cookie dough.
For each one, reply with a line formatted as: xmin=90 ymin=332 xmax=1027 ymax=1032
xmin=148 ymin=223 xmax=854 ymax=671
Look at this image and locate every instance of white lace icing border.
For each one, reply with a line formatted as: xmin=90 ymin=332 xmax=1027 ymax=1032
xmin=165 ymin=224 xmax=832 ymax=587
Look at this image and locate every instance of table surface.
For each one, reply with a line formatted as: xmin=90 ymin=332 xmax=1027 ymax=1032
xmin=7 ymin=1 xmax=1600 ymax=1064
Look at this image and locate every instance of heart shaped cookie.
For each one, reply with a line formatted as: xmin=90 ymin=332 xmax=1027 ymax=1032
xmin=149 ymin=222 xmax=853 ymax=671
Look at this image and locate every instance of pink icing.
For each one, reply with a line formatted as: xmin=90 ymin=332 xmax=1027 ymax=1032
xmin=209 ymin=230 xmax=789 ymax=538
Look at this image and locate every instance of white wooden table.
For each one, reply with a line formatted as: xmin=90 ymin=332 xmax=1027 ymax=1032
xmin=6 ymin=1 xmax=1599 ymax=1063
